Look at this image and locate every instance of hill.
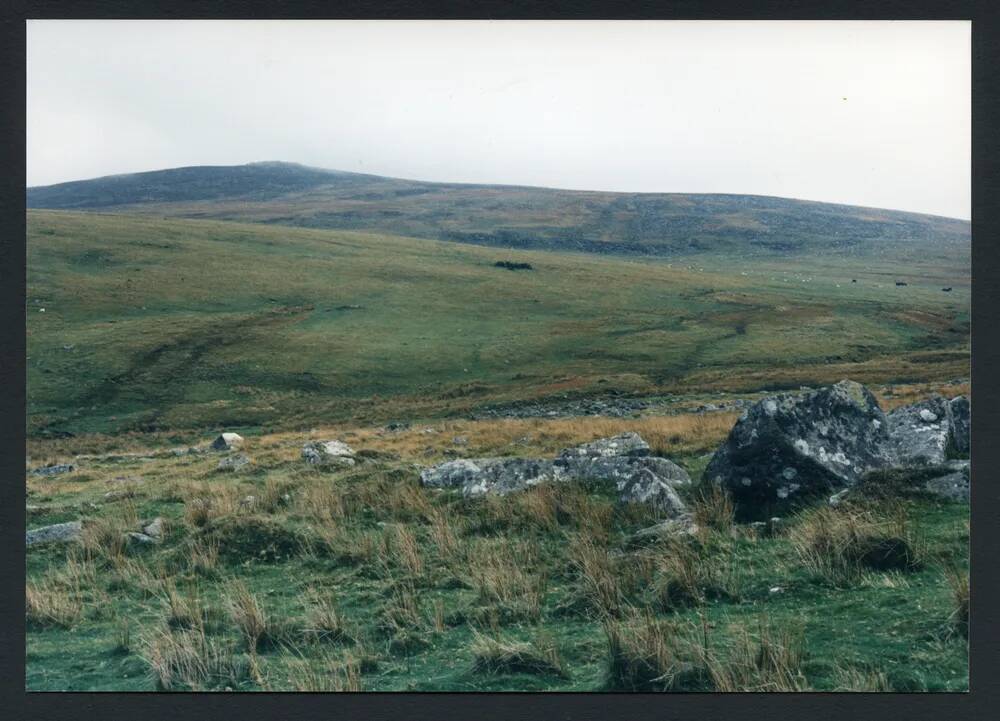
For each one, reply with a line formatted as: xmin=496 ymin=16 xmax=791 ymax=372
xmin=27 ymin=210 xmax=969 ymax=438
xmin=27 ymin=162 xmax=970 ymax=260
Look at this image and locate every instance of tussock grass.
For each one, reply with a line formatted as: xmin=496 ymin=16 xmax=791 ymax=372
xmin=140 ymin=625 xmax=251 ymax=691
xmin=944 ymin=566 xmax=969 ymax=639
xmin=303 ymin=588 xmax=356 ymax=644
xmin=224 ymin=580 xmax=296 ymax=652
xmin=705 ymin=620 xmax=808 ymax=692
xmin=470 ymin=630 xmax=566 ymax=677
xmin=602 ymin=609 xmax=707 ymax=691
xmin=789 ymin=506 xmax=922 ymax=586
xmin=26 ymin=581 xmax=83 ymax=629
xmin=833 ymin=664 xmax=892 ymax=692
xmin=466 ymin=539 xmax=546 ymax=624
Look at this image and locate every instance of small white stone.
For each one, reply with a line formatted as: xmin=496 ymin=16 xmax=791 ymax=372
xmin=919 ymin=409 xmax=938 ymax=423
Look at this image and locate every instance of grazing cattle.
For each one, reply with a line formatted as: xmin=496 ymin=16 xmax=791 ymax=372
xmin=942 ymin=287 xmax=952 ymax=292
xmin=895 ymin=281 xmax=908 ymax=286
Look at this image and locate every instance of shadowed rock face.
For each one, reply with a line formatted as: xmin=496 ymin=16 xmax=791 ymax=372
xmin=947 ymin=396 xmax=970 ymax=455
xmin=705 ymin=380 xmax=894 ymax=505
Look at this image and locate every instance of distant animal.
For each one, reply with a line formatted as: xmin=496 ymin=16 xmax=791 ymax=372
xmin=942 ymin=287 xmax=952 ymax=292
xmin=494 ymin=261 xmax=533 ymax=271
xmin=851 ymin=279 xmax=857 ymax=283
xmin=895 ymin=281 xmax=908 ymax=286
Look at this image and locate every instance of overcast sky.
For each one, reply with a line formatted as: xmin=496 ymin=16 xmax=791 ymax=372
xmin=27 ymin=20 xmax=970 ymax=219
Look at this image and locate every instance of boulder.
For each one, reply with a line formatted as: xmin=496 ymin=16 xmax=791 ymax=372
xmin=704 ymin=380 xmax=895 ymax=505
xmin=301 ymin=440 xmax=356 ymax=467
xmin=26 ymin=521 xmax=82 ymax=547
xmin=217 ymin=453 xmax=252 ymax=472
xmin=420 ymin=457 xmax=557 ymax=497
xmin=557 ymin=432 xmax=650 ymax=459
xmin=125 ymin=532 xmax=157 ymax=548
xmin=627 ymin=515 xmax=699 ymax=547
xmin=211 ymin=432 xmax=244 ymax=451
xmin=946 ymin=396 xmax=970 ymax=456
xmin=887 ymin=396 xmax=952 ymax=465
xmin=30 ymin=463 xmax=75 ymax=477
xmin=923 ymin=460 xmax=970 ymax=502
xmin=419 ymin=433 xmax=691 ymax=515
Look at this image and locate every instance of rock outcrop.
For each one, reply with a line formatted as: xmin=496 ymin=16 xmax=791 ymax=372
xmin=302 ymin=440 xmax=356 ymax=467
xmin=26 ymin=521 xmax=82 ymax=547
xmin=947 ymin=396 xmax=970 ymax=455
xmin=887 ymin=394 xmax=970 ymax=465
xmin=419 ymin=433 xmax=691 ymax=516
xmin=704 ymin=380 xmax=895 ymax=505
xmin=30 ymin=463 xmax=75 ymax=477
xmin=217 ymin=453 xmax=252 ymax=472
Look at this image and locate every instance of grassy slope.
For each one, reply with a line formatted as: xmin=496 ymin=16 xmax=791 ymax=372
xmin=27 ymin=162 xmax=971 ymax=259
xmin=27 ymin=210 xmax=969 ymax=438
xmin=25 ymin=416 xmax=968 ymax=692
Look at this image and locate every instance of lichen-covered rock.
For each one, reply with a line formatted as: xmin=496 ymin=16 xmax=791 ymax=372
xmin=420 ymin=457 xmax=557 ymax=497
xmin=704 ymin=380 xmax=894 ymax=505
xmin=557 ymin=432 xmax=650 ymax=460
xmin=627 ymin=515 xmax=699 ymax=547
xmin=887 ymin=396 xmax=952 ymax=465
xmin=946 ymin=396 xmax=970 ymax=456
xmin=419 ymin=433 xmax=691 ymax=517
xmin=30 ymin=463 xmax=75 ymax=477
xmin=301 ymin=440 xmax=356 ymax=467
xmin=922 ymin=460 xmax=970 ymax=501
xmin=211 ymin=432 xmax=244 ymax=451
xmin=26 ymin=521 xmax=82 ymax=547
xmin=217 ymin=453 xmax=252 ymax=472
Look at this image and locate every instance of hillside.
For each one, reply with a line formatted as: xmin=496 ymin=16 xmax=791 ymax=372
xmin=27 ymin=162 xmax=971 ymax=260
xmin=27 ymin=210 xmax=969 ymax=438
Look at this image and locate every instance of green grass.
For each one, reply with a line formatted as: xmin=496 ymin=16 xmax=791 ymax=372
xmin=27 ymin=210 xmax=969 ymax=437
xmin=24 ymin=430 xmax=969 ymax=692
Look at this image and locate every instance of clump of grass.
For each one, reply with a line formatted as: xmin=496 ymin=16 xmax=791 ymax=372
xmin=788 ymin=506 xmax=921 ymax=586
xmin=223 ymin=580 xmax=295 ymax=652
xmin=379 ymin=523 xmax=424 ymax=580
xmin=691 ymin=484 xmax=735 ymax=533
xmin=706 ymin=620 xmax=809 ymax=692
xmin=285 ymin=651 xmax=364 ymax=692
xmin=648 ymin=535 xmax=744 ymax=611
xmin=470 ymin=630 xmax=566 ymax=677
xmin=303 ymin=588 xmax=356 ymax=644
xmin=113 ymin=618 xmax=132 ymax=655
xmin=26 ymin=581 xmax=83 ymax=629
xmin=376 ymin=581 xmax=432 ymax=654
xmin=140 ymin=626 xmax=251 ymax=691
xmin=833 ymin=664 xmax=892 ymax=691
xmin=187 ymin=540 xmax=220 ymax=578
xmin=944 ymin=565 xmax=969 ymax=639
xmin=466 ymin=539 xmax=546 ymax=623
xmin=602 ymin=609 xmax=707 ymax=691
xmin=566 ymin=535 xmax=626 ymax=618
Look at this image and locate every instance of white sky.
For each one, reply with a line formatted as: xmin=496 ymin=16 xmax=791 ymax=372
xmin=27 ymin=20 xmax=970 ymax=219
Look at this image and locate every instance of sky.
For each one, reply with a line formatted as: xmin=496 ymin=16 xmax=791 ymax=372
xmin=27 ymin=20 xmax=970 ymax=219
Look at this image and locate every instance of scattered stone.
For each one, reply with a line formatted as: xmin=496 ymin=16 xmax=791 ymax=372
xmin=301 ymin=440 xmax=356 ymax=467
xmin=142 ymin=517 xmax=164 ymax=538
xmin=27 ymin=521 xmax=82 ymax=547
xmin=211 ymin=432 xmax=244 ymax=451
xmin=217 ymin=453 xmax=252 ymax=472
xmin=420 ymin=458 xmax=558 ymax=497
xmin=627 ymin=516 xmax=699 ymax=546
xmin=705 ymin=380 xmax=895 ymax=505
xmin=451 ymin=436 xmax=469 ymax=446
xmin=557 ymin=432 xmax=650 ymax=459
xmin=125 ymin=532 xmax=156 ymax=548
xmin=828 ymin=489 xmax=851 ymax=507
xmin=30 ymin=463 xmax=75 ymax=477
xmin=384 ymin=421 xmax=410 ymax=432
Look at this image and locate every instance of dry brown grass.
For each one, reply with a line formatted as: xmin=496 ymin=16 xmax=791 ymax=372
xmin=302 ymin=588 xmax=355 ymax=644
xmin=789 ymin=505 xmax=921 ymax=586
xmin=470 ymin=630 xmax=566 ymax=677
xmin=466 ymin=538 xmax=547 ymax=624
xmin=706 ymin=620 xmax=809 ymax=692
xmin=602 ymin=609 xmax=705 ymax=690
xmin=26 ymin=580 xmax=83 ymax=629
xmin=691 ymin=484 xmax=735 ymax=534
xmin=944 ymin=565 xmax=969 ymax=639
xmin=566 ymin=535 xmax=627 ymax=618
xmin=832 ymin=665 xmax=892 ymax=692
xmin=140 ymin=625 xmax=251 ymax=691
xmin=224 ymin=580 xmax=291 ymax=652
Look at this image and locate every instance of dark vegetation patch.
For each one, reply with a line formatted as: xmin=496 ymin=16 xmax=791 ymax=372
xmin=494 ymin=261 xmax=533 ymax=271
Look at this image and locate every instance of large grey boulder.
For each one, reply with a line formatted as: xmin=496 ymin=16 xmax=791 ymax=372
xmin=419 ymin=433 xmax=691 ymax=515
xmin=887 ymin=396 xmax=952 ymax=465
xmin=26 ymin=521 xmax=82 ymax=547
xmin=302 ymin=440 xmax=356 ymax=467
xmin=420 ymin=457 xmax=557 ymax=497
xmin=704 ymin=380 xmax=895 ymax=505
xmin=211 ymin=432 xmax=244 ymax=451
